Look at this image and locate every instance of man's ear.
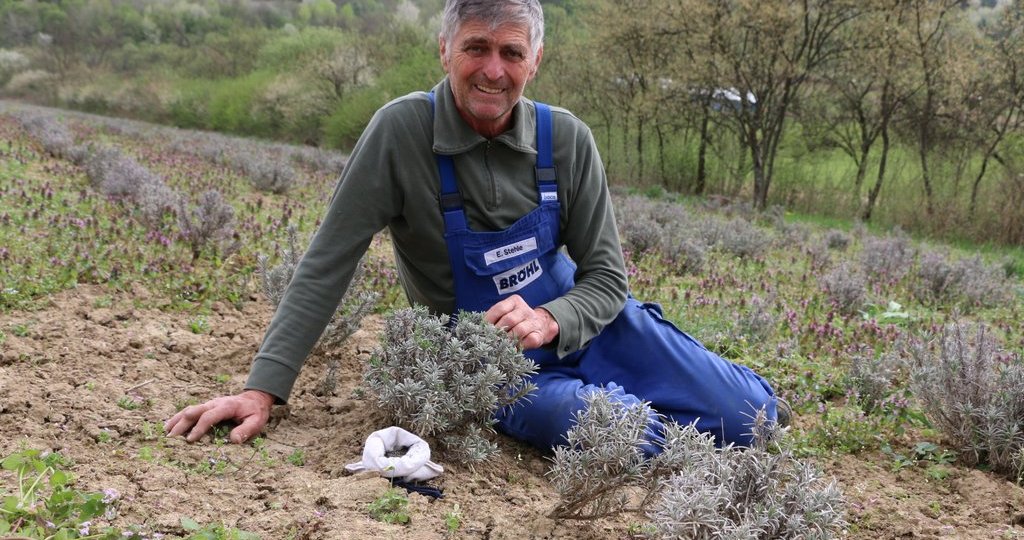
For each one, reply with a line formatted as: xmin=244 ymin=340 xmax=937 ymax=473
xmin=528 ymin=45 xmax=544 ymax=81
xmin=439 ymin=35 xmax=450 ymax=73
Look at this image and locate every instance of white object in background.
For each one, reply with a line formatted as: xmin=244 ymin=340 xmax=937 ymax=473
xmin=344 ymin=426 xmax=443 ymax=482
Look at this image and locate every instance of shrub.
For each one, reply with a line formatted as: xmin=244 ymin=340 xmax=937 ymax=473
xmin=697 ymin=217 xmax=770 ymax=260
xmin=820 ymin=262 xmax=867 ymax=316
xmin=860 ymin=230 xmax=915 ymax=283
xmin=177 ymin=190 xmax=237 ymax=261
xmin=847 ymin=348 xmax=903 ymax=413
xmin=618 ymin=213 xmax=664 ymax=254
xmin=548 ymin=392 xmax=846 ymax=538
xmin=664 ymin=237 xmax=706 ymax=276
xmin=914 ymin=249 xmax=961 ymax=305
xmin=825 ymin=229 xmax=851 ymax=251
xmin=242 ymin=154 xmax=297 ymax=194
xmin=15 ymin=113 xmax=76 ymax=159
xmin=954 ymin=255 xmax=1010 ymax=309
xmin=910 ymin=322 xmax=1024 ymax=475
xmin=363 ymin=307 xmax=537 ymax=463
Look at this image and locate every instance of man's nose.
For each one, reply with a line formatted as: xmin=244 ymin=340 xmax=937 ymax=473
xmin=481 ymin=51 xmax=506 ymax=81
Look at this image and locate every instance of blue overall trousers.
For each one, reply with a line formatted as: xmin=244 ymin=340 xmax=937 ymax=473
xmin=429 ymin=95 xmax=777 ymax=450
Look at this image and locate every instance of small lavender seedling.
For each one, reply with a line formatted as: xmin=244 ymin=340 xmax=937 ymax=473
xmin=363 ymin=307 xmax=537 ymax=463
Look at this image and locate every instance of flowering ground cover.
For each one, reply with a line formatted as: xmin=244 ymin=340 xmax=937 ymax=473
xmin=1 ymin=102 xmax=1024 ymax=539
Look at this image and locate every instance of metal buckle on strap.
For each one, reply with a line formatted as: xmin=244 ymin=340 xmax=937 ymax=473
xmin=439 ymin=192 xmax=463 ymax=210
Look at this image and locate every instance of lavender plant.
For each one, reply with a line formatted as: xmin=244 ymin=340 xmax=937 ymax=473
xmin=177 ymin=190 xmax=237 ymax=261
xmin=820 ymin=262 xmax=867 ymax=316
xmin=363 ymin=307 xmax=537 ymax=463
xmin=847 ymin=348 xmax=903 ymax=414
xmin=825 ymin=229 xmax=851 ymax=251
xmin=910 ymin=322 xmax=1024 ymax=475
xmin=549 ymin=392 xmax=847 ymax=538
xmin=242 ymin=155 xmax=297 ymax=194
xmin=860 ymin=230 xmax=915 ymax=283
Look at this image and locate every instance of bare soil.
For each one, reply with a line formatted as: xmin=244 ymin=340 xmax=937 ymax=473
xmin=2 ymin=284 xmax=1024 ymax=539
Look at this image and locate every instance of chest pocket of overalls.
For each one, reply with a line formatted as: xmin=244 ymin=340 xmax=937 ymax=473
xmin=460 ymin=209 xmax=558 ymax=291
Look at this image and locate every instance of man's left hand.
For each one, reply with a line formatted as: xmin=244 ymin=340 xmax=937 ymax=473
xmin=484 ymin=294 xmax=559 ymax=350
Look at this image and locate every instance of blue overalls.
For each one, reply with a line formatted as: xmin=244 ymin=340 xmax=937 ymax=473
xmin=428 ymin=94 xmax=778 ymax=450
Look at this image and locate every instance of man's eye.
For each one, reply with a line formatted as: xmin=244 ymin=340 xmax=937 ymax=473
xmin=503 ymin=49 xmax=525 ymax=60
xmin=466 ymin=45 xmax=486 ymax=54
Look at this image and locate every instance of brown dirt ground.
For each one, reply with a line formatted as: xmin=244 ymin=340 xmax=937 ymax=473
xmin=2 ymin=284 xmax=1024 ymax=539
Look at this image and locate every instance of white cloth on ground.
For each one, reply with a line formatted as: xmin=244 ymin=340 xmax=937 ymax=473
xmin=344 ymin=426 xmax=443 ymax=482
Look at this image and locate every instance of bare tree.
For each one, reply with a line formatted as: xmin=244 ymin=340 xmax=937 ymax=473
xmin=701 ymin=0 xmax=863 ymax=210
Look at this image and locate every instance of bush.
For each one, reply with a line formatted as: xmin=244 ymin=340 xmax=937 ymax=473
xmin=177 ymin=190 xmax=237 ymax=261
xmin=820 ymin=262 xmax=867 ymax=316
xmin=548 ymin=392 xmax=846 ymax=538
xmin=860 ymin=230 xmax=915 ymax=283
xmin=363 ymin=307 xmax=537 ymax=463
xmin=910 ymin=322 xmax=1024 ymax=475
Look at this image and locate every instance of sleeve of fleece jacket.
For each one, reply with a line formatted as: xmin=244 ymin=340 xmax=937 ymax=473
xmin=244 ymin=104 xmax=408 ymax=403
xmin=539 ymin=110 xmax=628 ymax=357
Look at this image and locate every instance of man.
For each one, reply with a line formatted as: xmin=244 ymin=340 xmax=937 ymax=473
xmin=166 ymin=0 xmax=780 ymax=451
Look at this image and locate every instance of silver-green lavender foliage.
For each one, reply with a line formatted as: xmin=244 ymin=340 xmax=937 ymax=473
xmin=914 ymin=250 xmax=1007 ymax=309
xmin=910 ymin=322 xmax=1024 ymax=475
xmin=847 ymin=348 xmax=903 ymax=413
xmin=860 ymin=230 xmax=915 ymax=283
xmin=820 ymin=262 xmax=867 ymax=316
xmin=177 ymin=190 xmax=237 ymax=261
xmin=363 ymin=307 xmax=537 ymax=463
xmin=549 ymin=392 xmax=846 ymax=538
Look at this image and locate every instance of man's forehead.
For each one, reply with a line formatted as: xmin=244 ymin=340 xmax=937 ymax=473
xmin=454 ymin=19 xmax=531 ymax=45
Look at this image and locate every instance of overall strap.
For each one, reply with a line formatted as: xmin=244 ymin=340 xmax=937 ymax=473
xmin=534 ymin=102 xmax=558 ymax=204
xmin=427 ymin=91 xmax=467 ymax=232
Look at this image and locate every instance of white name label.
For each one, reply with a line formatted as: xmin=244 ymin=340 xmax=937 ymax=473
xmin=541 ymin=192 xmax=558 ymax=202
xmin=493 ymin=259 xmax=543 ymax=294
xmin=484 ymin=237 xmax=538 ymax=266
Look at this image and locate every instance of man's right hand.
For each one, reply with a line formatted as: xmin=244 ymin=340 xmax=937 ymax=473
xmin=164 ymin=389 xmax=274 ymax=444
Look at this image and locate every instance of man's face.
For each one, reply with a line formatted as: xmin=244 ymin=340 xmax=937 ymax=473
xmin=440 ymin=19 xmax=542 ymax=138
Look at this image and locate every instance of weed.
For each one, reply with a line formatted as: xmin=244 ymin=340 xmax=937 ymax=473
xmin=93 ymin=295 xmax=114 ymax=308
xmin=180 ymin=516 xmax=260 ymax=539
xmin=116 ymin=395 xmax=143 ymax=410
xmin=0 ymin=329 xmax=5 ymax=346
xmin=0 ymin=449 xmax=121 ymax=538
xmin=214 ymin=374 xmax=231 ymax=384
xmin=443 ymin=503 xmax=462 ymax=535
xmin=367 ymin=487 xmax=410 ymax=525
xmin=139 ymin=421 xmax=160 ymax=441
xmin=286 ymin=449 xmax=305 ymax=467
xmin=11 ymin=322 xmax=29 ymax=337
xmin=188 ymin=315 xmax=210 ymax=335
xmin=96 ymin=430 xmax=113 ymax=444
xmin=364 ymin=307 xmax=537 ymax=463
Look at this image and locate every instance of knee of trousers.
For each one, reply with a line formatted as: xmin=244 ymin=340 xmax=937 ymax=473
xmin=494 ymin=376 xmax=665 ymax=452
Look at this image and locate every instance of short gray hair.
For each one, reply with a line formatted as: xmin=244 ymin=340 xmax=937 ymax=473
xmin=440 ymin=0 xmax=544 ymax=59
